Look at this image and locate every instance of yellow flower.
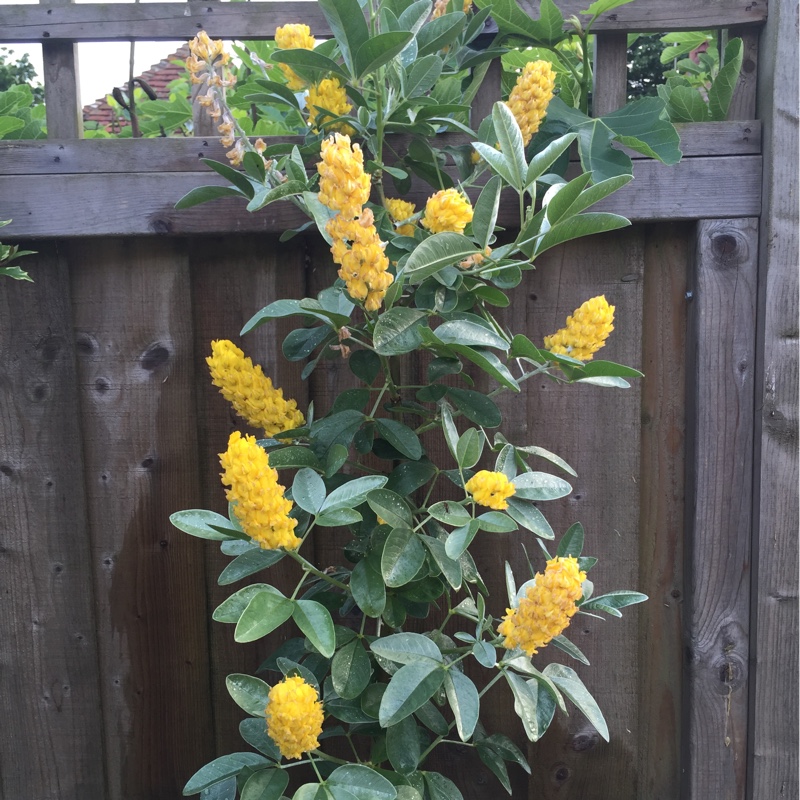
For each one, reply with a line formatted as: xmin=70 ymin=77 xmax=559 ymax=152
xmin=431 ymin=0 xmax=448 ymax=18
xmin=385 ymin=198 xmax=417 ymax=237
xmin=207 ymin=339 xmax=305 ymax=436
xmin=219 ymin=432 xmax=300 ymax=551
xmin=317 ymin=133 xmax=372 ymax=219
xmin=465 ymin=470 xmax=516 ymax=510
xmin=498 ymin=557 xmax=586 ymax=656
xmin=307 ymin=77 xmax=354 ymax=134
xmin=328 ymin=210 xmax=393 ymax=312
xmin=506 ymin=60 xmax=556 ymax=146
xmin=274 ymin=24 xmax=316 ymax=91
xmin=421 ymin=188 xmax=474 ymax=234
xmin=266 ymin=675 xmax=324 ymax=759
xmin=543 ymin=295 xmax=615 ymax=362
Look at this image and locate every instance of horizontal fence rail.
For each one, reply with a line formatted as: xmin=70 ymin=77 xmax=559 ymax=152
xmin=0 ymin=0 xmax=768 ymax=43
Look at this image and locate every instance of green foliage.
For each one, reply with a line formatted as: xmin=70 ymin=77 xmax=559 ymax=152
xmin=657 ymin=34 xmax=745 ymax=122
xmin=0 ymin=220 xmax=35 ymax=282
xmin=171 ymin=1 xmax=659 ymax=796
xmin=0 ymin=47 xmax=43 ymax=103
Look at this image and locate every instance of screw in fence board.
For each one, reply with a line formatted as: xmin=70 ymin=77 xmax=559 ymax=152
xmin=684 ymin=218 xmax=758 ymax=800
xmin=39 ymin=0 xmax=83 ymax=139
xmin=523 ymin=228 xmax=645 ymax=800
xmin=592 ymin=32 xmax=629 ymax=116
xmin=0 ymin=244 xmax=107 ymax=800
xmin=69 ymin=238 xmax=215 ymax=800
xmin=749 ymin=0 xmax=800 ymax=794
xmin=636 ymin=222 xmax=691 ymax=800
xmin=188 ymin=235 xmax=311 ymax=756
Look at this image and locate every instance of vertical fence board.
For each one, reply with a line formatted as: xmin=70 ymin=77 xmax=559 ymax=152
xmin=750 ymin=0 xmax=800 ymax=794
xmin=637 ymin=223 xmax=689 ymax=799
xmin=592 ymin=33 xmax=629 ymax=116
xmin=685 ymin=218 xmax=758 ymax=800
xmin=189 ymin=234 xmax=309 ymax=756
xmin=522 ymin=229 xmax=644 ymax=799
xmin=0 ymin=244 xmax=106 ymax=799
xmin=727 ymin=26 xmax=760 ymax=121
xmin=70 ymin=238 xmax=214 ymax=800
xmin=39 ymin=0 xmax=83 ymax=139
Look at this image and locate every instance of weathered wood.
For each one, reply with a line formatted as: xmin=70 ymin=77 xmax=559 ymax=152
xmin=0 ymin=0 xmax=767 ymax=44
xmin=636 ymin=223 xmax=689 ymax=800
xmin=524 ymin=229 xmax=645 ymax=799
xmin=40 ymin=0 xmax=82 ymax=139
xmin=0 ymin=155 xmax=762 ymax=239
xmin=684 ymin=218 xmax=758 ymax=800
xmin=0 ymin=123 xmax=762 ymax=176
xmin=188 ymin=234 xmax=310 ymax=756
xmin=592 ymin=32 xmax=629 ymax=116
xmin=0 ymin=244 xmax=106 ymax=799
xmin=69 ymin=238 xmax=215 ymax=800
xmin=749 ymin=0 xmax=800 ymax=794
xmin=471 ymin=58 xmax=503 ymax=127
xmin=727 ymin=26 xmax=760 ymax=121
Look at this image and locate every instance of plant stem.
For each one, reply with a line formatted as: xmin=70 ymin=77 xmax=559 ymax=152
xmin=287 ymin=549 xmax=349 ymax=591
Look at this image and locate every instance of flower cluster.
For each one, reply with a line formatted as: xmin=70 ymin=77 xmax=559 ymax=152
xmin=307 ymin=78 xmax=354 ymax=134
xmin=465 ymin=470 xmax=516 ymax=510
xmin=421 ymin=188 xmax=474 ymax=234
xmin=498 ymin=556 xmax=586 ymax=656
xmin=266 ymin=676 xmax=325 ymax=759
xmin=219 ymin=431 xmax=300 ymax=551
xmin=432 ymin=0 xmax=473 ymax=19
xmin=186 ymin=32 xmax=250 ymax=165
xmin=543 ymin=295 xmax=615 ymax=361
xmin=506 ymin=60 xmax=556 ymax=146
xmin=318 ymin=134 xmax=392 ymax=311
xmin=207 ymin=339 xmax=305 ymax=436
xmin=385 ymin=197 xmax=417 ymax=237
xmin=274 ymin=24 xmax=316 ymax=90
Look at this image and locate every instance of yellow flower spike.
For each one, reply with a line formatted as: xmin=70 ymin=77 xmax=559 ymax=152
xmin=421 ymin=188 xmax=474 ymax=234
xmin=465 ymin=470 xmax=516 ymax=510
xmin=275 ymin=24 xmax=316 ymax=91
xmin=307 ymin=77 xmax=354 ymax=134
xmin=543 ymin=295 xmax=615 ymax=362
xmin=207 ymin=339 xmax=306 ymax=436
xmin=317 ymin=134 xmax=372 ymax=218
xmin=219 ymin=432 xmax=300 ymax=551
xmin=498 ymin=557 xmax=586 ymax=656
xmin=266 ymin=675 xmax=324 ymax=760
xmin=506 ymin=60 xmax=556 ymax=146
xmin=385 ymin=198 xmax=417 ymax=236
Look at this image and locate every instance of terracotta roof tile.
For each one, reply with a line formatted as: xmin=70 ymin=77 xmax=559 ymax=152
xmin=82 ymin=44 xmax=190 ymax=133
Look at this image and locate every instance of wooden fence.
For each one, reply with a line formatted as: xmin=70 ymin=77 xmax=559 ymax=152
xmin=0 ymin=2 xmax=796 ymax=799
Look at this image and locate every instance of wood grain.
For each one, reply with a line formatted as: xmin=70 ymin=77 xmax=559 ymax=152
xmin=750 ymin=0 xmax=800 ymax=794
xmin=0 ymin=243 xmax=106 ymax=799
xmin=69 ymin=238 xmax=214 ymax=800
xmin=592 ymin=33 xmax=629 ymax=116
xmin=39 ymin=0 xmax=82 ymax=139
xmin=0 ymin=155 xmax=762 ymax=239
xmin=0 ymin=123 xmax=761 ymax=178
xmin=188 ymin=234 xmax=310 ymax=756
xmin=0 ymin=0 xmax=766 ymax=43
xmin=727 ymin=26 xmax=760 ymax=121
xmin=684 ymin=218 xmax=758 ymax=800
xmin=522 ymin=228 xmax=645 ymax=800
xmin=636 ymin=223 xmax=690 ymax=799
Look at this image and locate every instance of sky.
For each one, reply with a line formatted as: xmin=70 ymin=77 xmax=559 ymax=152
xmin=3 ymin=0 xmax=185 ymax=105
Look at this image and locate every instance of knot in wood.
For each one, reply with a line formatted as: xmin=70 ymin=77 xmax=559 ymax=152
xmin=710 ymin=232 xmax=743 ymax=267
xmin=140 ymin=343 xmax=171 ymax=371
xmin=571 ymin=730 xmax=600 ymax=751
